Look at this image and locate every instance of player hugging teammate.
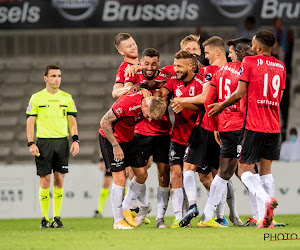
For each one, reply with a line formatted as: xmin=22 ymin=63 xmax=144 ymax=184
xmin=98 ymin=30 xmax=285 ymax=229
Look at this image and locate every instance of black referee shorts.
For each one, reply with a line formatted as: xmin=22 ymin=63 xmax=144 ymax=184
xmin=35 ymin=137 xmax=69 ymax=176
xmin=239 ymin=130 xmax=281 ymax=164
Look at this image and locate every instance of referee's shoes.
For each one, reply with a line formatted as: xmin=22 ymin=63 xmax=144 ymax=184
xmin=50 ymin=217 xmax=64 ymax=228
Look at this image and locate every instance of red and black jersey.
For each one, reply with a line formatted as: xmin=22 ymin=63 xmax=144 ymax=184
xmin=99 ymin=92 xmax=144 ymax=143
xmin=199 ymin=65 xmax=219 ymax=131
xmin=164 ymin=74 xmax=203 ymax=146
xmin=207 ymin=61 xmax=244 ymax=132
xmin=239 ymin=55 xmax=286 ymax=133
xmin=115 ymin=61 xmax=133 ymax=85
xmin=125 ymin=69 xmax=172 ymax=136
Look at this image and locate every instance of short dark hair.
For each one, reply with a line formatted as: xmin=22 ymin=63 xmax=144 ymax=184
xmin=44 ymin=65 xmax=61 ymax=76
xmin=114 ymin=33 xmax=131 ymax=49
xmin=175 ymin=50 xmax=193 ymax=60
xmin=142 ymin=48 xmax=160 ymax=58
xmin=227 ymin=38 xmax=252 ymax=48
xmin=254 ymin=30 xmax=276 ymax=48
xmin=202 ymin=36 xmax=225 ymax=52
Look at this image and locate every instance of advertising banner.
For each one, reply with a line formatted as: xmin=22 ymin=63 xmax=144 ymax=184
xmin=0 ymin=161 xmax=299 ymax=219
xmin=0 ymin=0 xmax=299 ymax=29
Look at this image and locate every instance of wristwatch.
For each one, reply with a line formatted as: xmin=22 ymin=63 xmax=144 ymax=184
xmin=27 ymin=141 xmax=35 ymax=147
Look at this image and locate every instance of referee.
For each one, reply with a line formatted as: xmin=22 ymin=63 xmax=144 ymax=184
xmin=26 ymin=65 xmax=80 ymax=229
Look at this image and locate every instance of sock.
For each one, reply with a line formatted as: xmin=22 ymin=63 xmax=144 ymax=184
xmin=182 ymin=187 xmax=189 ymax=216
xmin=216 ymin=180 xmax=228 ymax=219
xmin=122 ymin=178 xmax=144 ymax=211
xmin=137 ymin=183 xmax=149 ymax=207
xmin=111 ymin=183 xmax=125 ymax=223
xmin=248 ymin=174 xmax=259 ymax=221
xmin=157 ymin=186 xmax=169 ymax=219
xmin=226 ymin=179 xmax=239 ymax=218
xmin=97 ymin=188 xmax=109 ymax=214
xmin=53 ymin=187 xmax=64 ymax=218
xmin=183 ymin=170 xmax=197 ymax=207
xmin=39 ymin=187 xmax=50 ymax=221
xmin=260 ymin=174 xmax=275 ymax=197
xmin=171 ymin=188 xmax=183 ymax=220
xmin=241 ymin=171 xmax=270 ymax=203
xmin=201 ymin=175 xmax=228 ymax=222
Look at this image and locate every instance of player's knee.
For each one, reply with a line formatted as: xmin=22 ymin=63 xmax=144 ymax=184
xmin=200 ymin=175 xmax=212 ymax=190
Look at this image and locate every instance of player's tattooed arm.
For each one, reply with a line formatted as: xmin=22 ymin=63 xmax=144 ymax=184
xmin=100 ymin=109 xmax=124 ymax=161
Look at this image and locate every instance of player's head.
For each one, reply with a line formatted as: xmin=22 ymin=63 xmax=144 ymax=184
xmin=44 ymin=65 xmax=61 ymax=89
xmin=227 ymin=38 xmax=253 ymax=61
xmin=142 ymin=96 xmax=166 ymax=122
xmin=180 ymin=34 xmax=201 ymax=56
xmin=173 ymin=51 xmax=194 ymax=81
xmin=141 ymin=48 xmax=160 ymax=80
xmin=252 ymin=30 xmax=275 ymax=55
xmin=202 ymin=36 xmax=226 ymax=64
xmin=114 ymin=33 xmax=138 ymax=59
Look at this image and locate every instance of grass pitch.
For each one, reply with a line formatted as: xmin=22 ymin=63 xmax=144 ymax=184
xmin=0 ymin=215 xmax=299 ymax=249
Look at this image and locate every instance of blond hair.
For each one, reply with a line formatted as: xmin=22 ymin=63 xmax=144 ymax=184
xmin=149 ymin=97 xmax=167 ymax=120
xmin=202 ymin=36 xmax=225 ymax=52
xmin=180 ymin=34 xmax=200 ymax=50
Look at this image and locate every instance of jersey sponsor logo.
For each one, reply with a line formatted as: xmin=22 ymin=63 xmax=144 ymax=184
xmin=26 ymin=102 xmax=32 ymax=113
xmin=211 ymin=0 xmax=256 ymax=18
xmin=52 ymin=0 xmax=99 ymax=21
xmin=129 ymin=104 xmax=141 ymax=111
xmin=175 ymin=88 xmax=183 ymax=97
xmin=115 ymin=108 xmax=123 ymax=115
xmin=189 ymin=86 xmax=195 ymax=96
xmin=205 ymin=73 xmax=212 ymax=81
xmin=257 ymin=59 xmax=264 ymax=66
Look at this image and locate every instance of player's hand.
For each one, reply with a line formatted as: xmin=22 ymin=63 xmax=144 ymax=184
xmin=208 ymin=103 xmax=224 ymax=117
xmin=214 ymin=131 xmax=222 ymax=147
xmin=128 ymin=84 xmax=141 ymax=93
xmin=29 ymin=144 xmax=39 ymax=157
xmin=139 ymin=89 xmax=152 ymax=97
xmin=113 ymin=144 xmax=124 ymax=161
xmin=70 ymin=141 xmax=80 ymax=157
xmin=172 ymin=97 xmax=184 ymax=103
xmin=165 ymin=73 xmax=175 ymax=79
xmin=99 ymin=160 xmax=105 ymax=171
xmin=124 ymin=65 xmax=140 ymax=77
xmin=171 ymin=99 xmax=185 ymax=113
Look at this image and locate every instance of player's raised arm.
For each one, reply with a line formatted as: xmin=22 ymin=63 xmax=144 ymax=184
xmin=100 ymin=109 xmax=124 ymax=161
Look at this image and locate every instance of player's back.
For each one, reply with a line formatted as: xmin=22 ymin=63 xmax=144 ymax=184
xmin=239 ymin=55 xmax=286 ymax=133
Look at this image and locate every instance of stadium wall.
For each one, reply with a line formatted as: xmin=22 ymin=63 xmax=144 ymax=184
xmin=0 ymin=161 xmax=299 ymax=219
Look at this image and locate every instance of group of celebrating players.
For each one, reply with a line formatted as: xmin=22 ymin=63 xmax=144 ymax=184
xmin=99 ymin=30 xmax=286 ymax=230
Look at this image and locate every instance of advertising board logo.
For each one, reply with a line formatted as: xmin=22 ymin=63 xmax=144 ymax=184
xmin=52 ymin=0 xmax=98 ymax=21
xmin=210 ymin=0 xmax=256 ymax=18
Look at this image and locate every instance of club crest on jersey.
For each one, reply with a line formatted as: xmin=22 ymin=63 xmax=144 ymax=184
xmin=115 ymin=108 xmax=123 ymax=115
xmin=26 ymin=103 xmax=32 ymax=113
xmin=175 ymin=88 xmax=183 ymax=97
xmin=205 ymin=73 xmax=212 ymax=81
xmin=189 ymin=86 xmax=195 ymax=96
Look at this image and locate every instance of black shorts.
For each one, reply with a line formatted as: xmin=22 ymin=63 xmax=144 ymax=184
xmin=239 ymin=130 xmax=281 ymax=164
xmin=99 ymin=134 xmax=146 ymax=172
xmin=169 ymin=140 xmax=186 ymax=166
xmin=135 ymin=133 xmax=170 ymax=164
xmin=105 ymin=169 xmax=112 ymax=177
xmin=219 ymin=130 xmax=243 ymax=158
xmin=35 ymin=138 xmax=69 ymax=176
xmin=184 ymin=126 xmax=220 ymax=174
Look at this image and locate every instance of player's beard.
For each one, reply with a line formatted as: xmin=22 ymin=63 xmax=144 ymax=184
xmin=176 ymin=71 xmax=188 ymax=80
xmin=142 ymin=69 xmax=156 ymax=80
xmin=126 ymin=50 xmax=138 ymax=59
